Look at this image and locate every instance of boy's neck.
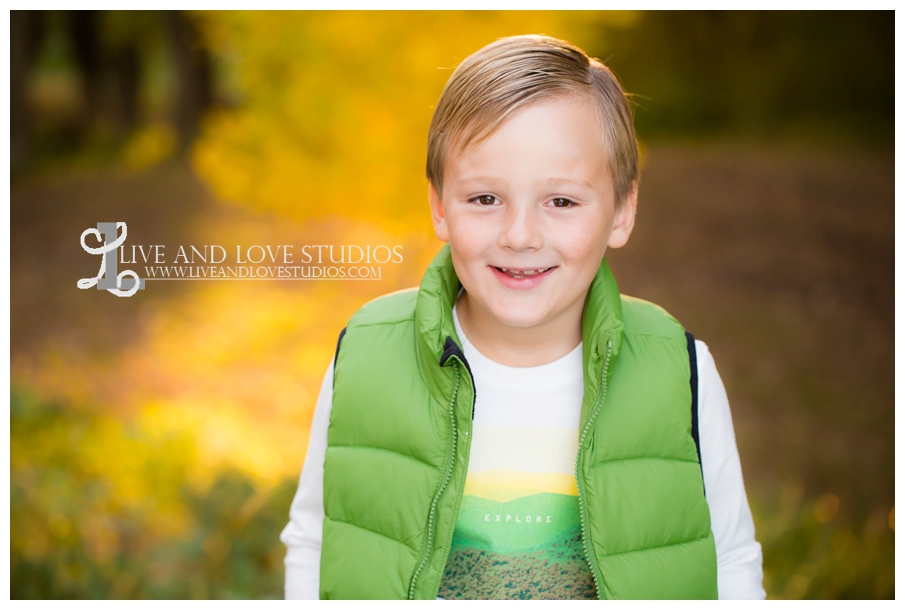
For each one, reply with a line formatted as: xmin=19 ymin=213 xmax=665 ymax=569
xmin=455 ymin=290 xmax=584 ymax=368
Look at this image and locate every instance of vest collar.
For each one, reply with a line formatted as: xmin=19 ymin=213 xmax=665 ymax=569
xmin=414 ymin=243 xmax=625 ymax=405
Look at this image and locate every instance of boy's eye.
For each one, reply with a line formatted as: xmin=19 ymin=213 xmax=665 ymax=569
xmin=471 ymin=195 xmax=498 ymax=206
xmin=550 ymin=197 xmax=576 ymax=208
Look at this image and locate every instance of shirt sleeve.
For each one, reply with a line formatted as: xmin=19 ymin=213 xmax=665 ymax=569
xmin=279 ymin=358 xmax=334 ymax=600
xmin=696 ymin=340 xmax=767 ymax=600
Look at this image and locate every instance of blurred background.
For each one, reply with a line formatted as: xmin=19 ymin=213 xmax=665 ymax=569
xmin=9 ymin=10 xmax=893 ymax=599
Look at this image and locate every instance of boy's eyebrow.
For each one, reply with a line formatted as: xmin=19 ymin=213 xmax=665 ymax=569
xmin=541 ymin=176 xmax=596 ymax=191
xmin=453 ymin=175 xmax=509 ymax=188
xmin=453 ymin=176 xmax=595 ymax=190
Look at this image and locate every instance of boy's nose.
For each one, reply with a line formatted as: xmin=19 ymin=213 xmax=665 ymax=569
xmin=498 ymin=204 xmax=544 ymax=252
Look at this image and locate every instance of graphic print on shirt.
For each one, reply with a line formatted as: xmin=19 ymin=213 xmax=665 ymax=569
xmin=436 ymin=426 xmax=595 ymax=600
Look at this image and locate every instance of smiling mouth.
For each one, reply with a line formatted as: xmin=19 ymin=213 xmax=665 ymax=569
xmin=492 ymin=266 xmax=555 ymax=279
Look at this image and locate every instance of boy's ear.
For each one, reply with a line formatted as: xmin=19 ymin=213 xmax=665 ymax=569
xmin=428 ymin=183 xmax=450 ymax=243
xmin=607 ymin=181 xmax=638 ymax=250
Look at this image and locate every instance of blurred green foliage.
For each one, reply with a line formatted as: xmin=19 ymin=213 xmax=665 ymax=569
xmin=753 ymin=488 xmax=894 ymax=599
xmin=11 ymin=387 xmax=296 ymax=599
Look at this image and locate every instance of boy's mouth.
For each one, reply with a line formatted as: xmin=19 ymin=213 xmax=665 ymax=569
xmin=491 ymin=266 xmax=555 ymax=279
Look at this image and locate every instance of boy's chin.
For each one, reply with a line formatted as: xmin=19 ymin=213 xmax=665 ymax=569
xmin=482 ymin=304 xmax=558 ymax=331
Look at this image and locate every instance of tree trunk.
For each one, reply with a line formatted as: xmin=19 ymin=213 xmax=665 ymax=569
xmin=167 ymin=10 xmax=214 ymax=153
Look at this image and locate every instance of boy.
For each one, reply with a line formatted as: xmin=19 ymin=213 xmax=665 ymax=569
xmin=280 ymin=35 xmax=765 ymax=600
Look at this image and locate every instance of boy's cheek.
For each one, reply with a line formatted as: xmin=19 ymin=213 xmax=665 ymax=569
xmin=447 ymin=224 xmax=490 ymax=256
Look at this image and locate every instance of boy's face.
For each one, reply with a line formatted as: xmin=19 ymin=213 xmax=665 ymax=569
xmin=429 ymin=93 xmax=637 ymax=333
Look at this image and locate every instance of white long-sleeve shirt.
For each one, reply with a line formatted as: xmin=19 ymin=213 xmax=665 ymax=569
xmin=280 ymin=307 xmax=766 ymax=600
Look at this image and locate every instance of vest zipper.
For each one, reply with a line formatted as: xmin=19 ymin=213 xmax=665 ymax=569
xmin=433 ymin=353 xmax=475 ymax=598
xmin=575 ymin=337 xmax=613 ymax=600
xmin=407 ymin=359 xmax=462 ymax=600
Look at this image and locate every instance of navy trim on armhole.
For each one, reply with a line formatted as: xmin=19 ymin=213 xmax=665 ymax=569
xmin=332 ymin=327 xmax=347 ymax=389
xmin=685 ymin=331 xmax=705 ymax=495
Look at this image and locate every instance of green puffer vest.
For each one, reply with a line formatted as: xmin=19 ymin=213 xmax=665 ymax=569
xmin=321 ymin=244 xmax=718 ymax=599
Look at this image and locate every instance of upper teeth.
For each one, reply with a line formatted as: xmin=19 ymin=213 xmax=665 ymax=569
xmin=501 ymin=267 xmax=549 ymax=275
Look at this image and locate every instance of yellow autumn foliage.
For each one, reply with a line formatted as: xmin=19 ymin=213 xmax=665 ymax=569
xmin=191 ymin=11 xmax=639 ymax=233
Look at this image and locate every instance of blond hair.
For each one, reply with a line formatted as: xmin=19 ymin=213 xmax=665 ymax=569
xmin=426 ymin=35 xmax=639 ymax=205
